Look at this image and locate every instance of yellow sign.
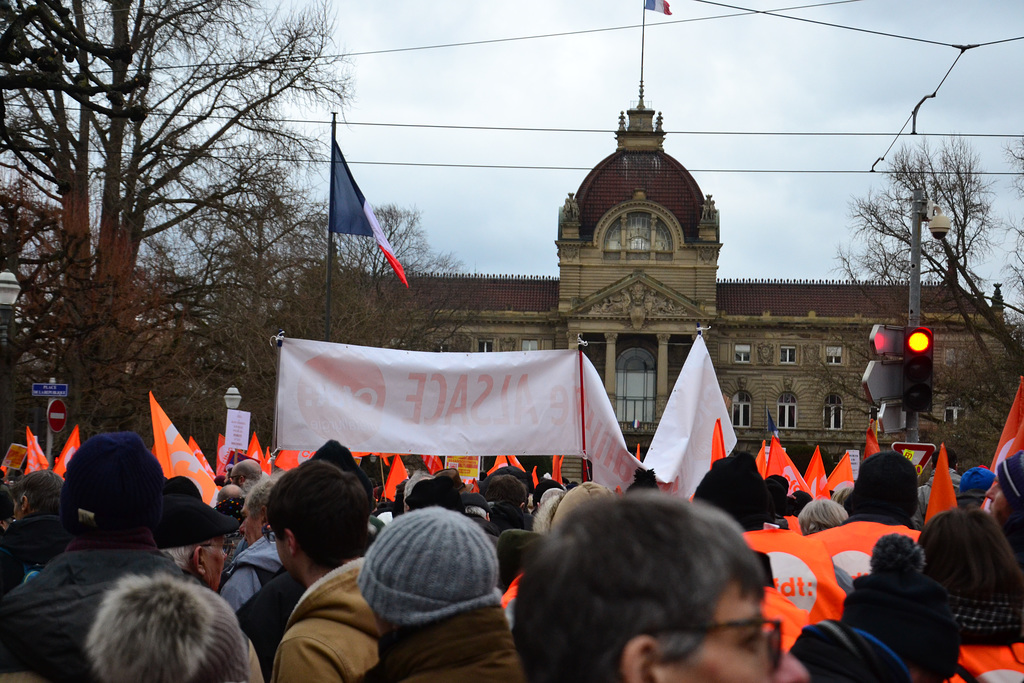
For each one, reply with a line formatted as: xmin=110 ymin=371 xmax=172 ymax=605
xmin=445 ymin=455 xmax=480 ymax=481
xmin=2 ymin=444 xmax=28 ymax=471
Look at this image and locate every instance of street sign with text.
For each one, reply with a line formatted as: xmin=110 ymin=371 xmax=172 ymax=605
xmin=31 ymin=383 xmax=68 ymax=398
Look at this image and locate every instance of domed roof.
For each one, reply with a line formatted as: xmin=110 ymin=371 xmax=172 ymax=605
xmin=575 ymin=148 xmax=705 ymax=243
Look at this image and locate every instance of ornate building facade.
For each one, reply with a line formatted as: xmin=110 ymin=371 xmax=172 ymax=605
xmin=421 ymin=96 xmax=966 ymax=467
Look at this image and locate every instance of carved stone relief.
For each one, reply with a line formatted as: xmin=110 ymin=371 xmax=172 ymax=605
xmin=757 ymin=342 xmax=773 ymax=365
xmin=558 ymin=244 xmax=580 ymax=262
xmin=587 ymin=282 xmax=691 ymax=330
xmin=500 ymin=337 xmax=517 ymax=352
xmin=697 ymin=246 xmax=719 ymax=263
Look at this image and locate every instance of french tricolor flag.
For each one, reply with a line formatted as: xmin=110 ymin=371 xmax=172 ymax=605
xmin=329 ymin=141 xmax=408 ymax=287
xmin=644 ymin=0 xmax=671 ymax=15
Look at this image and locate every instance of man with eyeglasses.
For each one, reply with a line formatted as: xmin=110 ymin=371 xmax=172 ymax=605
xmin=513 ymin=492 xmax=809 ymax=683
xmin=155 ymin=493 xmax=240 ymax=592
xmin=228 ymin=458 xmax=264 ymax=496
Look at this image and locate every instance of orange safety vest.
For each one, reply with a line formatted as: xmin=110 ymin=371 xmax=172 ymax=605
xmin=762 ymin=586 xmax=809 ymax=653
xmin=951 ymin=642 xmax=1024 ymax=683
xmin=814 ymin=521 xmax=919 ymax=580
xmin=745 ymin=528 xmax=846 ymax=622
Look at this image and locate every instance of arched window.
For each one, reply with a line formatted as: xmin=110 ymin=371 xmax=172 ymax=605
xmin=604 ymin=212 xmax=673 ymax=261
xmin=616 ymin=348 xmax=656 ymax=423
xmin=823 ymin=394 xmax=843 ymax=430
xmin=777 ymin=393 xmax=797 ymax=429
xmin=732 ymin=391 xmax=752 ymax=428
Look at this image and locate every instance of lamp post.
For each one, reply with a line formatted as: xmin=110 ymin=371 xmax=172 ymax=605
xmin=224 ymin=385 xmax=241 ymax=410
xmin=0 ymin=269 xmax=22 ymax=457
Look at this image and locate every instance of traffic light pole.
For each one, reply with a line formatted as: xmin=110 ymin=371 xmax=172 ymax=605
xmin=906 ymin=188 xmax=926 ymax=442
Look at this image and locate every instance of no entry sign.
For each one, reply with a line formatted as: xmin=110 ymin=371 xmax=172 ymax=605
xmin=47 ymin=399 xmax=67 ymax=433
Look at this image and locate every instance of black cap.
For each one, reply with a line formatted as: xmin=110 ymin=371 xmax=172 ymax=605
xmin=154 ymin=494 xmax=239 ymax=549
xmin=693 ymin=452 xmax=770 ymax=529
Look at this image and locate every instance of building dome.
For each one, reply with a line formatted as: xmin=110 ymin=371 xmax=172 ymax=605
xmin=574 ymin=148 xmax=705 ymax=243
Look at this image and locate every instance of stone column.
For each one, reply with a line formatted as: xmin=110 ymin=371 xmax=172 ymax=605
xmin=657 ymin=333 xmax=670 ymax=415
xmin=604 ymin=333 xmax=618 ymax=399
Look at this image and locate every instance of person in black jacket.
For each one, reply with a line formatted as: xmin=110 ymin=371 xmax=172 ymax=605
xmin=0 ymin=432 xmax=181 ymax=683
xmin=0 ymin=470 xmax=71 ymax=595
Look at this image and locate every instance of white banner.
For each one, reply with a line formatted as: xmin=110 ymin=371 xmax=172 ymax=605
xmin=643 ymin=334 xmax=736 ymax=499
xmin=275 ymin=339 xmax=643 ymax=489
xmin=224 ymin=409 xmax=251 ymax=451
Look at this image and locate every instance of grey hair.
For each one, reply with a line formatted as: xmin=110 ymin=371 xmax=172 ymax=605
xmin=403 ymin=471 xmax=432 ymax=505
xmin=831 ymin=486 xmax=853 ymax=507
xmin=799 ymin=498 xmax=849 ymax=535
xmin=164 ymin=544 xmax=200 ymax=571
xmin=513 ymin=493 xmax=765 ymax=683
xmin=243 ymin=477 xmax=275 ymax=517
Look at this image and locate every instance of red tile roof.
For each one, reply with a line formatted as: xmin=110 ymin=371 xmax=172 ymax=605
xmin=574 ymin=150 xmax=705 ymax=243
xmin=715 ymin=280 xmax=957 ymax=318
xmin=410 ymin=274 xmax=559 ymax=312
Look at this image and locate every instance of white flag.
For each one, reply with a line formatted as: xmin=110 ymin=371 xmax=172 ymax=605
xmin=644 ymin=335 xmax=736 ymax=498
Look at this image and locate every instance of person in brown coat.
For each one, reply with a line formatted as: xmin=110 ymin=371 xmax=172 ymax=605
xmin=358 ymin=507 xmax=526 ymax=683
xmin=268 ymin=462 xmax=378 ymax=683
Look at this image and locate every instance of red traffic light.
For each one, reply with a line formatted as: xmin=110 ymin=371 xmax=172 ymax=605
xmin=907 ymin=328 xmax=932 ymax=353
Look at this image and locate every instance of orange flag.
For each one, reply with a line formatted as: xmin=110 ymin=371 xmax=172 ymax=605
xmin=755 ymin=440 xmax=767 ymax=477
xmin=804 ymin=447 xmax=829 ymax=499
xmin=507 ymin=455 xmax=526 ymax=472
xmin=992 ymin=377 xmax=1024 ymax=471
xmin=765 ymin=435 xmax=810 ymax=495
xmin=384 ymin=455 xmax=408 ymax=501
xmin=827 ymin=452 xmax=855 ymax=493
xmin=531 ymin=466 xmax=539 ymax=487
xmin=53 ymin=425 xmax=80 ymax=477
xmin=189 ymin=437 xmax=217 ymax=480
xmin=274 ymin=450 xmax=315 ymax=471
xmin=215 ymin=434 xmax=231 ymax=477
xmin=247 ymin=434 xmax=270 ymax=475
xmin=149 ymin=392 xmax=217 ymax=503
xmin=24 ymin=427 xmax=47 ymax=472
xmin=925 ymin=443 xmax=957 ymax=523
xmin=864 ymin=420 xmax=881 ymax=459
xmin=422 ymin=455 xmax=444 ymax=474
xmin=710 ymin=418 xmax=727 ymax=466
xmin=552 ymin=455 xmax=563 ymax=484
xmin=488 ymin=455 xmax=511 ymax=475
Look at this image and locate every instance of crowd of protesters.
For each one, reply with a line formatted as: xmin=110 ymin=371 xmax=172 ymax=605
xmin=0 ymin=433 xmax=1023 ymax=682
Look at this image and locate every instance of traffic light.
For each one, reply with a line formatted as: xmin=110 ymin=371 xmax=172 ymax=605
xmin=902 ymin=326 xmax=933 ymax=412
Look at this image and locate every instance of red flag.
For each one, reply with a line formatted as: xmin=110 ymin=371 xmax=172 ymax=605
xmin=804 ymin=447 xmax=829 ymax=499
xmin=422 ymin=454 xmax=443 ymax=474
xmin=992 ymin=377 xmax=1024 ymax=471
xmin=765 ymin=435 xmax=810 ymax=495
xmin=827 ymin=452 xmax=855 ymax=493
xmin=384 ymin=455 xmax=408 ymax=502
xmin=53 ymin=425 xmax=80 ymax=477
xmin=531 ymin=466 xmax=539 ymax=488
xmin=189 ymin=437 xmax=217 ymax=480
xmin=864 ymin=420 xmax=880 ymax=459
xmin=149 ymin=393 xmax=217 ymax=503
xmin=25 ymin=427 xmax=47 ymax=472
xmin=488 ymin=455 xmax=510 ymax=475
xmin=755 ymin=440 xmax=767 ymax=477
xmin=926 ymin=443 xmax=957 ymax=523
xmin=552 ymin=455 xmax=563 ymax=484
xmin=710 ymin=418 xmax=727 ymax=466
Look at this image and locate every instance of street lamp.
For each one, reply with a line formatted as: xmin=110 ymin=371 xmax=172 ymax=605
xmin=224 ymin=385 xmax=241 ymax=410
xmin=0 ymin=269 xmax=21 ymax=458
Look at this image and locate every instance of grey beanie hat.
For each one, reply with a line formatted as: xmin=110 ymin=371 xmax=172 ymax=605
xmin=359 ymin=506 xmax=501 ymax=628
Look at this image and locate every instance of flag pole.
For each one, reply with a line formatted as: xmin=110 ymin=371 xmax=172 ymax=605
xmin=325 ymin=112 xmax=337 ymax=342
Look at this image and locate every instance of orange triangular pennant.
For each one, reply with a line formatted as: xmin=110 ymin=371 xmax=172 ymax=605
xmin=488 ymin=455 xmax=510 ymax=475
xmin=53 ymin=425 xmax=80 ymax=477
xmin=925 ymin=443 xmax=957 ymax=523
xmin=864 ymin=420 xmax=880 ymax=459
xmin=24 ymin=427 xmax=47 ymax=473
xmin=804 ymin=447 xmax=828 ymax=500
xmin=552 ymin=455 xmax=563 ymax=484
xmin=826 ymin=452 xmax=854 ymax=493
xmin=384 ymin=455 xmax=408 ymax=502
xmin=149 ymin=392 xmax=217 ymax=503
xmin=992 ymin=377 xmax=1024 ymax=471
xmin=765 ymin=435 xmax=810 ymax=495
xmin=710 ymin=418 xmax=727 ymax=466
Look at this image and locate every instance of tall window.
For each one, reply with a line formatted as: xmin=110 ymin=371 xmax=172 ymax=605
xmin=777 ymin=393 xmax=797 ymax=429
xmin=616 ymin=348 xmax=656 ymax=423
xmin=735 ymin=344 xmax=751 ymax=364
xmin=823 ymin=394 xmax=843 ymax=430
xmin=604 ymin=212 xmax=673 ymax=260
xmin=826 ymin=345 xmax=843 ymax=365
xmin=478 ymin=340 xmax=493 ymax=352
xmin=945 ymin=400 xmax=962 ymax=423
xmin=732 ymin=391 xmax=752 ymax=428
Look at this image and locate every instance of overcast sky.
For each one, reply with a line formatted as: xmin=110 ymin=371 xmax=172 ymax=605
xmin=305 ymin=1 xmax=1024 ymax=290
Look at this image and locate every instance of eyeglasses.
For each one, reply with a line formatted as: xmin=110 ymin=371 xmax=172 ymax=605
xmin=262 ymin=525 xmax=276 ymax=543
xmin=655 ymin=618 xmax=782 ymax=671
xmin=200 ymin=542 xmax=228 ymax=556
xmin=228 ymin=474 xmax=245 ymax=484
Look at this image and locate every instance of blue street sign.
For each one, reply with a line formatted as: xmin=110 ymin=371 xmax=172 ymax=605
xmin=31 ymin=383 xmax=68 ymax=398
